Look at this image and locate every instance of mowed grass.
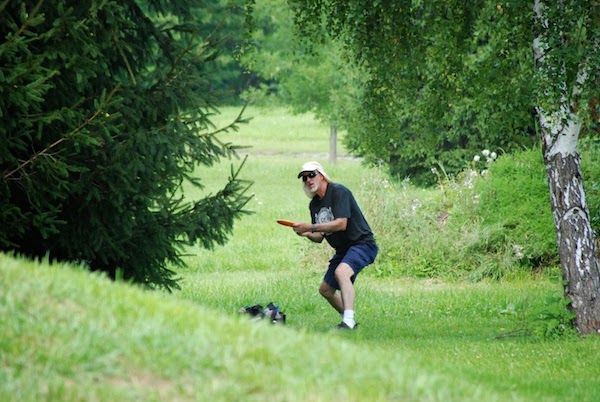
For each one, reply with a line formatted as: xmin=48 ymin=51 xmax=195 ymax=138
xmin=210 ymin=105 xmax=352 ymax=157
xmin=2 ymin=106 xmax=600 ymax=401
xmin=179 ymin=106 xmax=600 ymax=401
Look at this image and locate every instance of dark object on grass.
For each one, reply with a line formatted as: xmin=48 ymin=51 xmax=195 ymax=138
xmin=238 ymin=302 xmax=286 ymax=324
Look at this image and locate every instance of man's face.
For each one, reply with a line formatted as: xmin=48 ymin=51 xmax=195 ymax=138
xmin=301 ymin=170 xmax=321 ymax=193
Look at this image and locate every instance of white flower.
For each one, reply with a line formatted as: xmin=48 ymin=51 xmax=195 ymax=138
xmin=411 ymin=199 xmax=422 ymax=213
xmin=482 ymin=149 xmax=490 ymax=157
xmin=491 ymin=152 xmax=497 ymax=160
xmin=513 ymin=245 xmax=524 ymax=259
xmin=473 ymin=155 xmax=481 ymax=162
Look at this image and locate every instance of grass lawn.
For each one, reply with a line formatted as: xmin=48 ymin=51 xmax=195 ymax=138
xmin=2 ymin=106 xmax=600 ymax=401
xmin=178 ymin=106 xmax=600 ymax=401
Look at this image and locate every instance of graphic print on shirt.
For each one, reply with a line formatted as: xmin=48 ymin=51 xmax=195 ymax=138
xmin=315 ymin=207 xmax=335 ymax=235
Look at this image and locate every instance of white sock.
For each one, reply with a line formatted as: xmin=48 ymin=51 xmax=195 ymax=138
xmin=342 ymin=310 xmax=355 ymax=328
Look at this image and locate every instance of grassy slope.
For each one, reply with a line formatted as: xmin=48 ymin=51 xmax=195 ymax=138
xmin=2 ymin=106 xmax=600 ymax=401
xmin=1 ymin=254 xmax=500 ymax=402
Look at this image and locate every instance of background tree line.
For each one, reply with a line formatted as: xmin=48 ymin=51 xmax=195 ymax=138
xmin=239 ymin=0 xmax=565 ymax=186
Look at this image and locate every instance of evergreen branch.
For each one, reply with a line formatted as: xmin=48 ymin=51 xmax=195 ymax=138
xmin=165 ymin=33 xmax=203 ymax=87
xmin=205 ymin=102 xmax=252 ymax=137
xmin=165 ymin=7 xmax=233 ymax=89
xmin=124 ymin=0 xmax=174 ymax=62
xmin=0 ymin=0 xmax=9 ymax=15
xmin=4 ymin=85 xmax=120 ymax=180
xmin=113 ymin=30 xmax=137 ymax=85
xmin=0 ymin=0 xmax=45 ymax=49
xmin=164 ymin=16 xmax=231 ymax=89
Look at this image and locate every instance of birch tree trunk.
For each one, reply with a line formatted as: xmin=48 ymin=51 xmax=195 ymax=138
xmin=534 ymin=0 xmax=600 ymax=335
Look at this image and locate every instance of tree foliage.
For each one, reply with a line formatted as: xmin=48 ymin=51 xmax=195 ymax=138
xmin=0 ymin=0 xmax=253 ymax=290
xmin=189 ymin=0 xmax=262 ymax=104
xmin=288 ymin=0 xmax=591 ymax=185
xmin=240 ymin=0 xmax=366 ymax=131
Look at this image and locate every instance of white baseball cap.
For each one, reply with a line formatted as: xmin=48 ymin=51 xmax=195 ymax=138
xmin=297 ymin=161 xmax=331 ymax=182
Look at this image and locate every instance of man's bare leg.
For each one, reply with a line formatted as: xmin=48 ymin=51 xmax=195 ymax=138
xmin=319 ymin=281 xmax=343 ymax=313
xmin=335 ymin=263 xmax=355 ymax=312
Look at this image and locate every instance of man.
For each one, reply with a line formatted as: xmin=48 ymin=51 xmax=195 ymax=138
xmin=292 ymin=161 xmax=378 ymax=330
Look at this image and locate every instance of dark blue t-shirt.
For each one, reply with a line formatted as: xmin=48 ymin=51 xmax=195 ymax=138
xmin=309 ymin=182 xmax=376 ymax=253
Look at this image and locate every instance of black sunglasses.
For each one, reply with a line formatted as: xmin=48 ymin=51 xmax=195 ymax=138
xmin=301 ymin=171 xmax=318 ymax=182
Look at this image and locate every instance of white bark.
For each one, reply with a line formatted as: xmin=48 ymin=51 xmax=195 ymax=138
xmin=534 ymin=0 xmax=600 ymax=335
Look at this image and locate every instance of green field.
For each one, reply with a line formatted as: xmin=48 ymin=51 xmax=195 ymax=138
xmin=2 ymin=106 xmax=600 ymax=401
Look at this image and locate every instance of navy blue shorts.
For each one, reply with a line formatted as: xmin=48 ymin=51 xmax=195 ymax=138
xmin=324 ymin=242 xmax=378 ymax=290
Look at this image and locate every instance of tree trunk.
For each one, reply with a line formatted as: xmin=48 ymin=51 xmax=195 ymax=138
xmin=543 ymin=141 xmax=600 ymax=335
xmin=329 ymin=124 xmax=337 ymax=165
xmin=535 ymin=0 xmax=600 ymax=335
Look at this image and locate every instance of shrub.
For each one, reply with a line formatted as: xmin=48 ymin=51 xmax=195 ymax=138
xmin=357 ymin=167 xmax=483 ymax=280
xmin=472 ymin=147 xmax=558 ymax=270
xmin=357 ymin=147 xmax=559 ymax=281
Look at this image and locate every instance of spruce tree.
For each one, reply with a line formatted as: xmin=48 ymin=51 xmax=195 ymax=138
xmin=0 ymin=0 xmax=252 ymax=290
